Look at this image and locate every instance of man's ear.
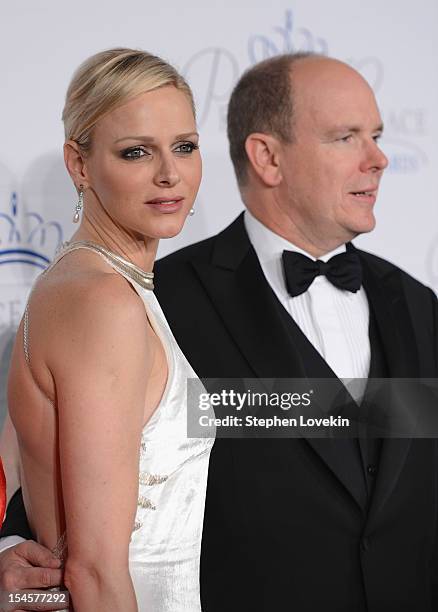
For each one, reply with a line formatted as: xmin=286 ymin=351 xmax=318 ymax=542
xmin=64 ymin=140 xmax=90 ymax=190
xmin=244 ymin=132 xmax=282 ymax=187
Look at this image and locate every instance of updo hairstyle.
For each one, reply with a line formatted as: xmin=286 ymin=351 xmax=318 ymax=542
xmin=62 ymin=47 xmax=195 ymax=152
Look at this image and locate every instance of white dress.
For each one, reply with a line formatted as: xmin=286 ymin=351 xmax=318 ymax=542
xmin=24 ymin=241 xmax=215 ymax=611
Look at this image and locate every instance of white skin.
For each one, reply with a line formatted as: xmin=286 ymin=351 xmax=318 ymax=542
xmin=4 ymin=84 xmax=201 ymax=611
xmin=243 ymin=56 xmax=389 ymax=258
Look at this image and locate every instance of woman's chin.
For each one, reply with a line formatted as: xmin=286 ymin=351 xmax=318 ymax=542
xmin=148 ymin=216 xmax=189 ymax=240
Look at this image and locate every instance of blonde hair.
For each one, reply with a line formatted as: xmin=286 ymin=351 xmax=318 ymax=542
xmin=62 ymin=47 xmax=195 ymax=151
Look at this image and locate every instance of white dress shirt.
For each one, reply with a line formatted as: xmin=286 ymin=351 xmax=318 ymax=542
xmin=0 ymin=534 xmax=25 ymax=553
xmin=244 ymin=210 xmax=371 ymax=384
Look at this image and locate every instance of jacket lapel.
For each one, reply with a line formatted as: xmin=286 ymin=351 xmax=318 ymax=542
xmin=359 ymin=249 xmax=420 ymax=378
xmin=357 ymin=248 xmax=421 ymax=526
xmin=191 ymin=215 xmax=308 ymax=381
xmin=192 ymin=216 xmax=367 ymax=511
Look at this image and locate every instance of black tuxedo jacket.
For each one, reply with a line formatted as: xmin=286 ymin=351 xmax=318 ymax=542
xmin=3 ymin=214 xmax=438 ymax=611
xmin=154 ymin=214 xmax=438 ymax=612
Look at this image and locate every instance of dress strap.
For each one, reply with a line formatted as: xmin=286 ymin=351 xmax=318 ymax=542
xmin=51 ymin=241 xmax=154 ymax=291
xmin=23 ymin=304 xmax=30 ymax=364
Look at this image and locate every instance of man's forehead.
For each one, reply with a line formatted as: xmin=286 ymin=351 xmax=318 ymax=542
xmin=300 ymin=103 xmax=383 ymax=136
xmin=291 ymin=58 xmax=376 ymax=103
xmin=291 ymin=56 xmax=365 ymax=85
xmin=290 ymin=61 xmax=381 ymax=129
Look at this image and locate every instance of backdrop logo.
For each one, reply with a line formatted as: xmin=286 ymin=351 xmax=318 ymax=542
xmin=0 ymin=191 xmax=63 ymax=270
xmin=183 ymin=9 xmax=327 ymax=129
xmin=183 ymin=8 xmax=429 ymax=176
xmin=183 ymin=48 xmax=239 ymax=129
xmin=247 ymin=9 xmax=328 ymax=63
xmin=382 ymin=137 xmax=428 ymax=174
xmin=381 ymin=106 xmax=429 ymax=174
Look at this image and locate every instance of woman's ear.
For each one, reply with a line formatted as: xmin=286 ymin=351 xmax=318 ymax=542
xmin=64 ymin=140 xmax=89 ymax=190
xmin=244 ymin=132 xmax=282 ymax=187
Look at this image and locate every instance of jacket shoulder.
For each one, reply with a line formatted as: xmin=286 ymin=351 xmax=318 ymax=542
xmin=154 ymin=233 xmax=220 ymax=303
xmin=155 ymin=213 xmax=246 ymax=277
xmin=358 ymin=248 xmax=436 ymax=298
xmin=155 ymin=234 xmax=216 ymax=272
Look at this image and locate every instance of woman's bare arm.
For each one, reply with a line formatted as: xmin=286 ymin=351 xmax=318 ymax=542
xmin=0 ymin=395 xmax=64 ymax=599
xmin=0 ymin=413 xmax=21 ymax=505
xmin=49 ymin=274 xmax=151 ymax=612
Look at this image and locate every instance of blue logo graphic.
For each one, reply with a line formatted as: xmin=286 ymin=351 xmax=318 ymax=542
xmin=248 ymin=9 xmax=328 ymax=63
xmin=183 ymin=7 xmax=428 ymax=175
xmin=383 ymin=138 xmax=428 ymax=174
xmin=183 ymin=47 xmax=239 ymax=128
xmin=183 ymin=10 xmax=328 ymax=129
xmin=0 ymin=192 xmax=63 ymax=270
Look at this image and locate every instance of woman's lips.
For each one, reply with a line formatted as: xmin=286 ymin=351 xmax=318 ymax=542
xmin=145 ymin=197 xmax=184 ymax=213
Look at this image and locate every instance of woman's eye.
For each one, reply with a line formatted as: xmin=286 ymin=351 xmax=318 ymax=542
xmin=174 ymin=142 xmax=199 ymax=154
xmin=121 ymin=147 xmax=148 ymax=159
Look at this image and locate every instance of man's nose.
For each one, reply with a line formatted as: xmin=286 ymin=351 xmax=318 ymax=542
xmin=361 ymin=139 xmax=389 ymax=173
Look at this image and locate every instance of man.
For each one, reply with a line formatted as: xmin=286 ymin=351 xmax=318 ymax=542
xmin=1 ymin=53 xmax=438 ymax=611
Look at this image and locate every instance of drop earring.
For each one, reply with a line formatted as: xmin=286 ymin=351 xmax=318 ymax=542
xmin=73 ymin=185 xmax=84 ymax=223
xmin=189 ymin=208 xmax=195 ymax=216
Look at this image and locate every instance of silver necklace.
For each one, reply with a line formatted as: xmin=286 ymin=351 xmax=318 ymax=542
xmin=59 ymin=240 xmax=154 ymax=290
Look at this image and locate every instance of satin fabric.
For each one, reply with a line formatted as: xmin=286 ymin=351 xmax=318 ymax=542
xmin=128 ymin=277 xmax=215 ymax=611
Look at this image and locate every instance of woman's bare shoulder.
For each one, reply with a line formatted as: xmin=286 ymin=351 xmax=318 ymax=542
xmin=33 ymin=250 xmax=147 ymax=323
xmin=28 ymin=251 xmax=150 ymax=374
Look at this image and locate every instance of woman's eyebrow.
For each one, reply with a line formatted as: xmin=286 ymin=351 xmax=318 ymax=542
xmin=114 ymin=132 xmax=199 ymax=144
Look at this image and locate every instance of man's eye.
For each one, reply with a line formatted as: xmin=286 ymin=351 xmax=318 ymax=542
xmin=174 ymin=142 xmax=199 ymax=154
xmin=121 ymin=147 xmax=148 ymax=159
xmin=373 ymin=134 xmax=382 ymax=143
xmin=338 ymin=134 xmax=353 ymax=142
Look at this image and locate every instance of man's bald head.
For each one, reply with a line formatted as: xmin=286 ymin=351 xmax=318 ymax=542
xmin=227 ymin=53 xmax=374 ymax=188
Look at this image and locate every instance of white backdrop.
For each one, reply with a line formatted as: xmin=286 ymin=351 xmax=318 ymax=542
xmin=1 ymin=0 xmax=437 ymax=422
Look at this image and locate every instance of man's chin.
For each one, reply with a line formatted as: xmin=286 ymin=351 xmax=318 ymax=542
xmin=347 ymin=214 xmax=376 ymax=237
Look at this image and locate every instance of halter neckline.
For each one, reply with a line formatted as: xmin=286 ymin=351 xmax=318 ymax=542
xmin=58 ymin=240 xmax=154 ymax=290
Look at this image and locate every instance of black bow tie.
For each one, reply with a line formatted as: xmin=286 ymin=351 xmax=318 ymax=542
xmin=282 ymin=249 xmax=362 ymax=297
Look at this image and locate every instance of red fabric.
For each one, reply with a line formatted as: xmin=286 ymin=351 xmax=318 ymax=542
xmin=0 ymin=458 xmax=6 ymax=528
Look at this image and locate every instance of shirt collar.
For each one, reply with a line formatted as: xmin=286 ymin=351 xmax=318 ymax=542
xmin=244 ymin=209 xmax=346 ymax=264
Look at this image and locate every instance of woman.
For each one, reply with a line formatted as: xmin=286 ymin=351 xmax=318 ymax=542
xmin=7 ymin=48 xmax=214 ymax=611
